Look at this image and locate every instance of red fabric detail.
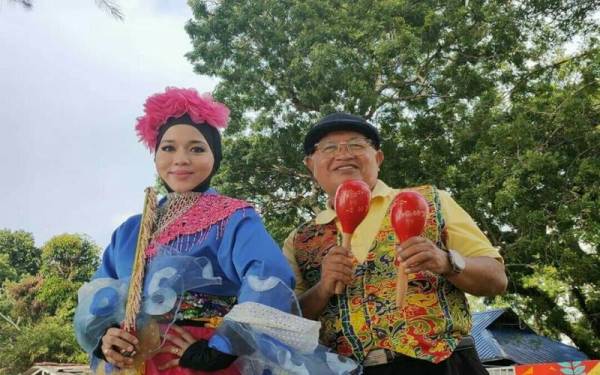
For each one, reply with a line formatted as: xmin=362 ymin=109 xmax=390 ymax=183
xmin=146 ymin=195 xmax=251 ymax=257
xmin=145 ymin=325 xmax=239 ymax=375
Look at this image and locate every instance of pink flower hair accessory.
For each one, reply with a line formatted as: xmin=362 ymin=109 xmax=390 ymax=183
xmin=135 ymin=87 xmax=230 ymax=151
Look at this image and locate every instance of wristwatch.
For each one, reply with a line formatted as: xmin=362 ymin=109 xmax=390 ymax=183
xmin=445 ymin=249 xmax=466 ymax=275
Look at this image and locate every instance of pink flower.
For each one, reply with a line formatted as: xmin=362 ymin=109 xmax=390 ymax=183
xmin=135 ymin=87 xmax=230 ymax=151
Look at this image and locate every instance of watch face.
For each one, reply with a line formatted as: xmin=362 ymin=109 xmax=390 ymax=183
xmin=449 ymin=250 xmax=466 ymax=273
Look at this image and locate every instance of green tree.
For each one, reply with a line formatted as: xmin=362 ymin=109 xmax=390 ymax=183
xmin=455 ymin=50 xmax=600 ymax=355
xmin=186 ymin=0 xmax=600 ymax=356
xmin=0 ymin=229 xmax=40 ymax=282
xmin=37 ymin=275 xmax=81 ymax=319
xmin=40 ymin=233 xmax=100 ymax=283
xmin=0 ymin=316 xmax=87 ymax=374
xmin=0 ymin=233 xmax=100 ymax=372
xmin=0 ymin=254 xmax=17 ymax=284
xmin=3 ymin=275 xmax=44 ymax=321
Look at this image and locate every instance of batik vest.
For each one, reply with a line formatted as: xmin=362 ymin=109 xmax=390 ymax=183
xmin=293 ymin=185 xmax=471 ymax=363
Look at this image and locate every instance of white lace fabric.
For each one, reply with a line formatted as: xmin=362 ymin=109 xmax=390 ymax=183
xmin=224 ymin=302 xmax=321 ymax=353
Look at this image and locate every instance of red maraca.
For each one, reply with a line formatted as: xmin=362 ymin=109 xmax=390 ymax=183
xmin=390 ymin=191 xmax=429 ymax=308
xmin=334 ymin=179 xmax=371 ymax=294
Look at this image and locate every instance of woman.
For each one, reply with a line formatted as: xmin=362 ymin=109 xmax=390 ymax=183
xmin=74 ymin=87 xmax=296 ymax=374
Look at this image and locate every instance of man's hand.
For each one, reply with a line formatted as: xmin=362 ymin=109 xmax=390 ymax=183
xmin=396 ymin=236 xmax=451 ymax=275
xmin=299 ymin=245 xmax=354 ymax=319
xmin=396 ymin=236 xmax=508 ymax=296
xmin=316 ymin=245 xmax=355 ymax=298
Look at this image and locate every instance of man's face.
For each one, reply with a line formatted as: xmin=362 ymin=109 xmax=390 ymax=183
xmin=305 ymin=130 xmax=384 ymax=198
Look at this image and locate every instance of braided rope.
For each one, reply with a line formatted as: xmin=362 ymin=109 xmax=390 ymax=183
xmin=123 ymin=187 xmax=157 ymax=332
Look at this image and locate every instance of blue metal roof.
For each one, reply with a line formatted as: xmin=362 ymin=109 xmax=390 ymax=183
xmin=472 ymin=308 xmax=506 ymax=335
xmin=473 ymin=323 xmax=507 ymax=362
xmin=493 ymin=329 xmax=588 ymax=364
xmin=472 ymin=309 xmax=588 ymax=365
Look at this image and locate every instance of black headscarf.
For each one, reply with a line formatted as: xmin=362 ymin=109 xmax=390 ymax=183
xmin=155 ymin=114 xmax=222 ymax=193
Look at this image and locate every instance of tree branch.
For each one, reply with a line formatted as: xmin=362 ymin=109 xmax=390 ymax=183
xmin=0 ymin=312 xmax=21 ymax=331
xmin=572 ymin=286 xmax=600 ymax=338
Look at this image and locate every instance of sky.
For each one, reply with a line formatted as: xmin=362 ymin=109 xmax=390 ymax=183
xmin=0 ymin=0 xmax=217 ymax=248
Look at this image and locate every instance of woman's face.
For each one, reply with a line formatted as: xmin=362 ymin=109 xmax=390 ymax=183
xmin=155 ymin=124 xmax=215 ymax=193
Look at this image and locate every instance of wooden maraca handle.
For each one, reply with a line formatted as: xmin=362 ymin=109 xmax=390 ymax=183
xmin=396 ymin=260 xmax=408 ymax=309
xmin=334 ymin=233 xmax=352 ymax=295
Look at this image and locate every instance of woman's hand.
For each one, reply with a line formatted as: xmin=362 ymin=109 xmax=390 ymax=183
xmin=100 ymin=327 xmax=139 ymax=369
xmin=157 ymin=324 xmax=196 ymax=370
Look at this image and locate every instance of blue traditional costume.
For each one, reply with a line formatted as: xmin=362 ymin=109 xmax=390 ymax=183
xmin=74 ymin=87 xmax=360 ymax=375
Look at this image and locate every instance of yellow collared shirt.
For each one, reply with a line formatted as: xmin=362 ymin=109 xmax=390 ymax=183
xmin=283 ymin=180 xmax=502 ymax=293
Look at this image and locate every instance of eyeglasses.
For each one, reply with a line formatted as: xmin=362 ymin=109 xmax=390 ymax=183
xmin=314 ymin=138 xmax=373 ymax=156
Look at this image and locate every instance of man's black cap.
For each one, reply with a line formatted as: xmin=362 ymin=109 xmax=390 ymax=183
xmin=303 ymin=112 xmax=381 ymax=155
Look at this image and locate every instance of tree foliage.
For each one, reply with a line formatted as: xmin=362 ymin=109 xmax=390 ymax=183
xmin=186 ymin=0 xmax=600 ymax=356
xmin=0 ymin=229 xmax=40 ymax=283
xmin=0 ymin=254 xmax=18 ymax=284
xmin=0 ymin=316 xmax=88 ymax=374
xmin=0 ymin=233 xmax=99 ymax=374
xmin=40 ymin=233 xmax=100 ymax=283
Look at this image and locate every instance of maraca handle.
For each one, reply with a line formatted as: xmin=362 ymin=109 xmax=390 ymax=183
xmin=396 ymin=263 xmax=408 ymax=309
xmin=334 ymin=233 xmax=352 ymax=295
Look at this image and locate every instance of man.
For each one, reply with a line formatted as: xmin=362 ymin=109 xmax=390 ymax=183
xmin=283 ymin=112 xmax=507 ymax=374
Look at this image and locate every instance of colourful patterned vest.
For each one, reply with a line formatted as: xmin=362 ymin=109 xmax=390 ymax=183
xmin=292 ymin=186 xmax=471 ymax=363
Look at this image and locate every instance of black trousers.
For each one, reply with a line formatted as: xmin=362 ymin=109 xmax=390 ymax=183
xmin=363 ymin=347 xmax=489 ymax=375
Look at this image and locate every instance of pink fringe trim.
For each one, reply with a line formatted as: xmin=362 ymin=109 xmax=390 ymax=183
xmin=146 ymin=195 xmax=251 ymax=258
